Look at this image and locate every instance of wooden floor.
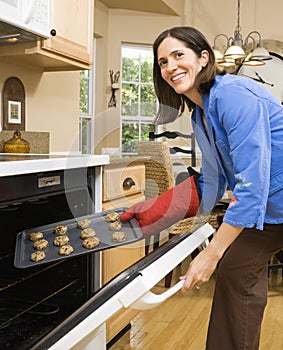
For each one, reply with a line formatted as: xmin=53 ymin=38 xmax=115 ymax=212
xmin=110 ymin=258 xmax=283 ymax=350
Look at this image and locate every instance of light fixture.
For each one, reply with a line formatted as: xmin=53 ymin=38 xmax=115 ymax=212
xmin=212 ymin=0 xmax=271 ymax=69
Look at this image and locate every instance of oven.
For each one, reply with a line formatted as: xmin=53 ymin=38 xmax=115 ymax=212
xmin=0 ymin=166 xmax=100 ymax=350
xmin=0 ymin=155 xmax=215 ymax=349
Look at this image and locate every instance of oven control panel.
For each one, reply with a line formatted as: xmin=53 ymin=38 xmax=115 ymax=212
xmin=38 ymin=175 xmax=61 ymax=188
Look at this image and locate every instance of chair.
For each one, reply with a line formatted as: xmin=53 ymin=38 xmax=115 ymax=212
xmin=137 ymin=141 xmax=175 ymax=255
xmin=149 ymin=130 xmax=196 ymax=167
xmin=268 ymin=250 xmax=283 ymax=277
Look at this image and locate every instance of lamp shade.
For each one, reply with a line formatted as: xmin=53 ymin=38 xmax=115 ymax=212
xmin=242 ymin=53 xmax=265 ymax=66
xmin=249 ymin=45 xmax=272 ymax=60
xmin=213 ymin=48 xmax=225 ymax=63
xmin=218 ymin=58 xmax=236 ymax=68
xmin=224 ymin=45 xmax=246 ymax=59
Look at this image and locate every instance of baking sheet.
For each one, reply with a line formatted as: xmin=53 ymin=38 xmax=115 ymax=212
xmin=14 ymin=209 xmax=143 ymax=268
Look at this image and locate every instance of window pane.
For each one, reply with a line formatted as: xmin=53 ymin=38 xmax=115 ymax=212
xmin=141 ymin=123 xmax=155 ymax=140
xmin=122 ymin=122 xmax=139 ymax=153
xmin=121 ymin=83 xmax=138 ymax=116
xmin=140 ymin=84 xmax=157 ymax=116
xmin=80 ymin=119 xmax=89 ymax=154
xmin=141 ymin=56 xmax=153 ymax=83
xmin=80 ymin=70 xmax=89 ymax=114
xmin=122 ymin=57 xmax=139 ymax=82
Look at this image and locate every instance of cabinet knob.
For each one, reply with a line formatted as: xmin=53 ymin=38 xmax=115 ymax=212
xmin=123 ymin=177 xmax=135 ymax=189
xmin=50 ymin=29 xmax=57 ymax=36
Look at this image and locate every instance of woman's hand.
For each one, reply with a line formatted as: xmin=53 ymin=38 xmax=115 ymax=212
xmin=179 ymin=222 xmax=244 ymax=293
xmin=179 ymin=243 xmax=221 ymax=293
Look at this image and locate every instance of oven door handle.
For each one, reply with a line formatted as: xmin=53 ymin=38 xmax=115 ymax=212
xmin=130 ymin=279 xmax=185 ymax=310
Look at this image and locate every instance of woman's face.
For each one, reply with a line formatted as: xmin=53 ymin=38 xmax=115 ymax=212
xmin=157 ymin=36 xmax=208 ymax=99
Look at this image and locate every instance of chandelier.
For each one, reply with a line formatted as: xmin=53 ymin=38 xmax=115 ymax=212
xmin=212 ymin=0 xmax=271 ymax=69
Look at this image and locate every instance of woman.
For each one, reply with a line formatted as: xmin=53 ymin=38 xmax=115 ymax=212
xmin=120 ymin=26 xmax=283 ymax=349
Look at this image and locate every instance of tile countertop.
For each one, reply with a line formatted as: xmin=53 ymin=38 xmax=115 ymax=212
xmin=0 ymin=153 xmax=110 ymax=177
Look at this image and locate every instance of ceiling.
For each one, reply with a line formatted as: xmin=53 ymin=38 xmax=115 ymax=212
xmin=98 ymin=0 xmax=179 ymax=16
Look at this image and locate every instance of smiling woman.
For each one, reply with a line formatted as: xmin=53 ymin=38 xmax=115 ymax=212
xmin=120 ymin=26 xmax=283 ymax=350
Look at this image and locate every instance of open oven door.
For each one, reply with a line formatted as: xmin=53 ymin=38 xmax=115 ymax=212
xmin=36 ymin=223 xmax=214 ymax=350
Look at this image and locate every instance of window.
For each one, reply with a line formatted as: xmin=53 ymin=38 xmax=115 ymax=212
xmin=121 ymin=44 xmax=157 ymax=155
xmin=79 ymin=40 xmax=95 ymax=154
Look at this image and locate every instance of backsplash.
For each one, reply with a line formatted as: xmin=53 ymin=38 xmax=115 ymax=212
xmin=0 ymin=131 xmax=49 ymax=153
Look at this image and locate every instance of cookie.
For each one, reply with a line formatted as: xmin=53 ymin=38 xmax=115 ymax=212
xmin=53 ymin=235 xmax=69 ymax=246
xmin=80 ymin=228 xmax=96 ymax=240
xmin=77 ymin=219 xmax=91 ymax=229
xmin=112 ymin=231 xmax=127 ymax=242
xmin=54 ymin=225 xmax=68 ymax=235
xmin=109 ymin=221 xmax=123 ymax=231
xmin=30 ymin=251 xmax=46 ymax=262
xmin=29 ymin=231 xmax=43 ymax=241
xmin=82 ymin=237 xmax=100 ymax=249
xmin=33 ymin=238 xmax=49 ymax=250
xmin=105 ymin=212 xmax=119 ymax=222
xmin=58 ymin=245 xmax=74 ymax=256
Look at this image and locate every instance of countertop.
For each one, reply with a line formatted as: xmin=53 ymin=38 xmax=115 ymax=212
xmin=0 ymin=153 xmax=110 ymax=177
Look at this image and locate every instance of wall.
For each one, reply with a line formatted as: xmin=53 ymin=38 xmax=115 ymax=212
xmin=186 ymin=0 xmax=283 ymax=44
xmin=94 ymin=2 xmax=184 ymax=153
xmin=0 ymin=58 xmax=80 ymax=153
xmin=94 ymin=0 xmax=283 ymax=153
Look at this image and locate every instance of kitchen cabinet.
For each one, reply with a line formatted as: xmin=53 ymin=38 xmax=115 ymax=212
xmin=0 ymin=0 xmax=94 ymax=71
xmin=102 ymin=158 xmax=146 ymax=343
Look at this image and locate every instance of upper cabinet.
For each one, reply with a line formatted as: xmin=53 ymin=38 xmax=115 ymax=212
xmin=0 ymin=0 xmax=94 ymax=71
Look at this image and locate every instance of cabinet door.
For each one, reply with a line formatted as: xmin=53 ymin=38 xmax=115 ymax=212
xmin=41 ymin=0 xmax=94 ymax=68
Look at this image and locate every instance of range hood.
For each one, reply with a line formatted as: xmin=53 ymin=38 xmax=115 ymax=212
xmin=0 ymin=20 xmax=46 ymax=45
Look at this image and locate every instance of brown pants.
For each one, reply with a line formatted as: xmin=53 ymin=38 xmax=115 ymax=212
xmin=206 ymin=224 xmax=283 ymax=350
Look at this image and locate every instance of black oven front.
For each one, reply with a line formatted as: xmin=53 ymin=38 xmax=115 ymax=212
xmin=0 ymin=167 xmax=100 ymax=350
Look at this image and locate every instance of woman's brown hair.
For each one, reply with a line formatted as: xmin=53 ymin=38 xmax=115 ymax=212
xmin=153 ymin=26 xmax=225 ymax=125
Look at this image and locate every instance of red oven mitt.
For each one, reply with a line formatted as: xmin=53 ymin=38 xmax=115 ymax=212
xmin=120 ymin=174 xmax=201 ymax=237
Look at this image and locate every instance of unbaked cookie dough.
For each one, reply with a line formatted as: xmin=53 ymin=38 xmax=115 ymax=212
xmin=82 ymin=236 xmax=100 ymax=249
xmin=29 ymin=231 xmax=43 ymax=241
xmin=58 ymin=245 xmax=74 ymax=256
xmin=105 ymin=212 xmax=119 ymax=222
xmin=80 ymin=228 xmax=96 ymax=240
xmin=33 ymin=238 xmax=49 ymax=250
xmin=30 ymin=251 xmax=46 ymax=262
xmin=112 ymin=231 xmax=127 ymax=242
xmin=109 ymin=221 xmax=123 ymax=231
xmin=77 ymin=219 xmax=91 ymax=229
xmin=54 ymin=225 xmax=68 ymax=235
xmin=53 ymin=235 xmax=70 ymax=246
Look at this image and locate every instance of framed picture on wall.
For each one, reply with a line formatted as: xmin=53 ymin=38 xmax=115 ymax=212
xmin=2 ymin=77 xmax=25 ymax=130
xmin=8 ymin=100 xmax=22 ymax=125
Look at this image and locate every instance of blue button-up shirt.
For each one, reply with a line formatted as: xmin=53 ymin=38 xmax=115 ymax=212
xmin=192 ymin=73 xmax=283 ymax=230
